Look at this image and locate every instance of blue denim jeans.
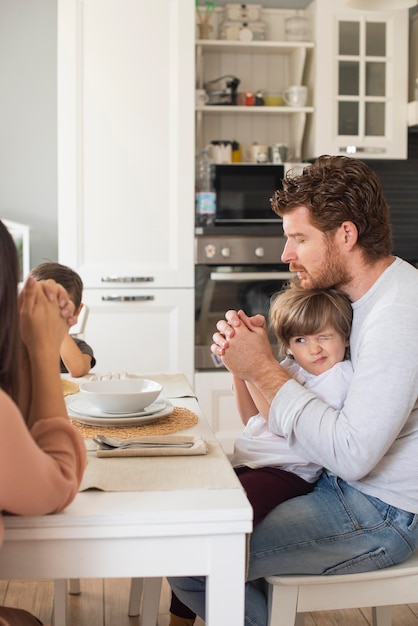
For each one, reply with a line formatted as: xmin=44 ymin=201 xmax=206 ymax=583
xmin=168 ymin=472 xmax=418 ymax=626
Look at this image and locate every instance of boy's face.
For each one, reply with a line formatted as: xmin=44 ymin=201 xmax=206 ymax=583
xmin=287 ymin=324 xmax=348 ymax=376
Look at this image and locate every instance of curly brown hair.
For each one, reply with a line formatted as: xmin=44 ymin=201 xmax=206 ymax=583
xmin=271 ymin=155 xmax=393 ymax=262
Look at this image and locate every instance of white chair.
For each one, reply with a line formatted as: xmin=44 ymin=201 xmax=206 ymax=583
xmin=265 ymin=548 xmax=418 ymax=626
xmin=53 ymin=576 xmax=162 ymax=626
xmin=69 ymin=304 xmax=89 ymax=337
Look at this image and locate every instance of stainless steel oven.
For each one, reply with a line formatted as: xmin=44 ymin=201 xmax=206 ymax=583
xmin=195 ymin=235 xmax=293 ymax=370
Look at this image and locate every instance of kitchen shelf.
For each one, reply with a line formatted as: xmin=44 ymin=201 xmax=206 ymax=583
xmin=195 ymin=11 xmax=315 ymax=160
xmin=196 ymin=105 xmax=314 ymax=113
xmin=196 ymin=40 xmax=314 ymax=54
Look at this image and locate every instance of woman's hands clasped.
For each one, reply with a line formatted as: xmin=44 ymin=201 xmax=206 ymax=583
xmin=19 ymin=277 xmax=76 ymax=356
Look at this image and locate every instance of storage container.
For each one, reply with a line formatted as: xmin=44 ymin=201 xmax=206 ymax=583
xmin=284 ymin=12 xmax=310 ymax=42
xmin=223 ymin=4 xmax=263 ymax=22
xmin=220 ymin=20 xmax=266 ymax=41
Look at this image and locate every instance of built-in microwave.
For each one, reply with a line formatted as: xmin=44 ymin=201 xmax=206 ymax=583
xmin=213 ymin=162 xmax=307 ymax=225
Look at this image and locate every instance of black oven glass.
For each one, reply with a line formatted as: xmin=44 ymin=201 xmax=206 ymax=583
xmin=195 ymin=263 xmax=292 ymax=370
xmin=214 ymin=164 xmax=285 ymax=223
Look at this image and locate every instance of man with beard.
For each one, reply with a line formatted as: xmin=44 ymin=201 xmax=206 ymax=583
xmin=168 ymin=155 xmax=418 ymax=626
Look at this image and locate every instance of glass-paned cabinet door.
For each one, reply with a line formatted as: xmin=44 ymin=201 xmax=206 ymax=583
xmin=308 ymin=0 xmax=408 ymax=160
xmin=337 ymin=18 xmax=386 ymax=142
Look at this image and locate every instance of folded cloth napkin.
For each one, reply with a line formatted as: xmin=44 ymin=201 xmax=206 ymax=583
xmin=95 ymin=434 xmax=207 ymax=457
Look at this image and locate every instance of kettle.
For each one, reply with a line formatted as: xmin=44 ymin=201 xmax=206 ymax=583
xmin=204 ymin=75 xmax=240 ymax=105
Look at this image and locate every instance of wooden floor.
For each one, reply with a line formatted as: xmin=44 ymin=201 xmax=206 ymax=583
xmin=1 ymin=577 xmax=418 ymax=625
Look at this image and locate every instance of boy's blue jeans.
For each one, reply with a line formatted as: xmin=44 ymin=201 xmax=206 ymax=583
xmin=168 ymin=472 xmax=418 ymax=626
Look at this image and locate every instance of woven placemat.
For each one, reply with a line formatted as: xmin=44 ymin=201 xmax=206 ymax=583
xmin=71 ymin=406 xmax=198 ymax=440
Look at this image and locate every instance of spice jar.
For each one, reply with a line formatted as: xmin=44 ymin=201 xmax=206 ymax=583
xmin=231 ymin=140 xmax=241 ymax=162
xmin=245 ymin=91 xmax=255 ymax=106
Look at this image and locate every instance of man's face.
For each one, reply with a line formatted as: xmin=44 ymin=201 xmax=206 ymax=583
xmin=281 ymin=205 xmax=352 ymax=290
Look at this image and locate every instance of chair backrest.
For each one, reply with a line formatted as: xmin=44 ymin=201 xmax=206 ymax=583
xmin=69 ymin=304 xmax=89 ymax=337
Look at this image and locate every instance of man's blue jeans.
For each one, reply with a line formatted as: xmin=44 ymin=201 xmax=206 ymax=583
xmin=168 ymin=472 xmax=418 ymax=626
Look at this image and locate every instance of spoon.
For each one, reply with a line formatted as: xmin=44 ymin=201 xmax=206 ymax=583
xmin=93 ymin=434 xmax=194 ymax=449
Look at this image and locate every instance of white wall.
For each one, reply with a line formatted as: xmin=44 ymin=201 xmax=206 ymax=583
xmin=0 ymin=0 xmax=57 ymax=270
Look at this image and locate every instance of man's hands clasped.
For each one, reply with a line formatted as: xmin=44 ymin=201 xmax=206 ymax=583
xmin=211 ymin=309 xmax=275 ymax=382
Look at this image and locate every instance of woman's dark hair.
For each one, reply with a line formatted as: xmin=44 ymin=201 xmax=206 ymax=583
xmin=271 ymin=155 xmax=393 ymax=261
xmin=0 ymin=220 xmax=20 ymax=402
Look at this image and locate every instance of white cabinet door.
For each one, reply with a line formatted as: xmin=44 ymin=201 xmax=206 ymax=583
xmin=306 ymin=0 xmax=408 ymax=160
xmin=57 ymin=0 xmax=195 ymax=288
xmin=194 ymin=371 xmax=243 ymax=455
xmin=83 ymin=288 xmax=194 ymax=385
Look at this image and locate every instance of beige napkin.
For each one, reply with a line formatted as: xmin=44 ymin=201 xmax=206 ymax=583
xmin=126 ymin=372 xmax=196 ymax=398
xmin=96 ymin=435 xmax=207 ymax=457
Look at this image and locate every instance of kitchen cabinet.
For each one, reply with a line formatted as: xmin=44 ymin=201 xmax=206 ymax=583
xmin=195 ymin=9 xmax=314 ymax=162
xmin=194 ymin=371 xmax=241 ymax=456
xmin=305 ymin=0 xmax=409 ymax=160
xmin=57 ymin=0 xmax=195 ymax=383
xmin=80 ymin=289 xmax=194 ymax=382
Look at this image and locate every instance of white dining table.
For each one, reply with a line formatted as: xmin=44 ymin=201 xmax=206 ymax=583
xmin=0 ymin=373 xmax=253 ymax=626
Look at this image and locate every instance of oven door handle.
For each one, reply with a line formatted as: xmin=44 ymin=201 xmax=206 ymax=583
xmin=210 ymin=271 xmax=294 ymax=281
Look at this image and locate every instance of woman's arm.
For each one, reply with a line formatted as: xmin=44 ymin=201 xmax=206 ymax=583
xmin=0 ymin=390 xmax=85 ymax=515
xmin=0 ymin=277 xmax=86 ymax=516
xmin=19 ymin=277 xmax=73 ymax=428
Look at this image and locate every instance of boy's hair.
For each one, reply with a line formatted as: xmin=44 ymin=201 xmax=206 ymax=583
xmin=30 ymin=262 xmax=83 ymax=310
xmin=269 ymin=282 xmax=353 ymax=361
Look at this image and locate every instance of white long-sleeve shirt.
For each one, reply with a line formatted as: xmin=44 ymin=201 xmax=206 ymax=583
xmin=231 ymin=358 xmax=353 ymax=483
xmin=270 ymin=258 xmax=418 ymax=513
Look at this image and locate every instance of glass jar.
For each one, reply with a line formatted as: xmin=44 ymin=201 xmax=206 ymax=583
xmin=285 ymin=11 xmax=310 ymax=42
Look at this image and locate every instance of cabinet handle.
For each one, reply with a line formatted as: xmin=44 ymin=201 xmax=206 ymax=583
xmin=101 ymin=295 xmax=155 ymax=302
xmin=101 ymin=276 xmax=154 ymax=283
xmin=210 ymin=271 xmax=293 ymax=281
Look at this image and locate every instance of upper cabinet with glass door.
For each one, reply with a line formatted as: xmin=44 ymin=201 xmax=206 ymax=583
xmin=305 ymin=0 xmax=409 ymax=160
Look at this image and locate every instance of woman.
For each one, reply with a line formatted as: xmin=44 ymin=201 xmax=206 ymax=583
xmin=0 ymin=220 xmax=86 ymax=625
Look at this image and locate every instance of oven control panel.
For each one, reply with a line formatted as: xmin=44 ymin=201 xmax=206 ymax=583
xmin=195 ymin=236 xmax=287 ymax=265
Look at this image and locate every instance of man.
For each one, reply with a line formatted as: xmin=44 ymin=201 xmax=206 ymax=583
xmin=168 ymin=155 xmax=418 ymax=626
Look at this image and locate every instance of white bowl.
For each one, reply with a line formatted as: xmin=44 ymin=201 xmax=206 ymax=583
xmin=79 ymin=378 xmax=163 ymax=413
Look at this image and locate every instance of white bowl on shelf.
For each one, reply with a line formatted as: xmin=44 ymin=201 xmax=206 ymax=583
xmin=79 ymin=378 xmax=163 ymax=413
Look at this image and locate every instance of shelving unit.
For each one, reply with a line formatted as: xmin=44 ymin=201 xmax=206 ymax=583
xmin=195 ymin=31 xmax=315 ymax=161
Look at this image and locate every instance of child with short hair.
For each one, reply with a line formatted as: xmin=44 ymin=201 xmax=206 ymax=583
xmin=169 ymin=284 xmax=353 ymax=626
xmin=231 ymin=284 xmax=353 ymax=527
xmin=30 ymin=262 xmax=96 ymax=377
